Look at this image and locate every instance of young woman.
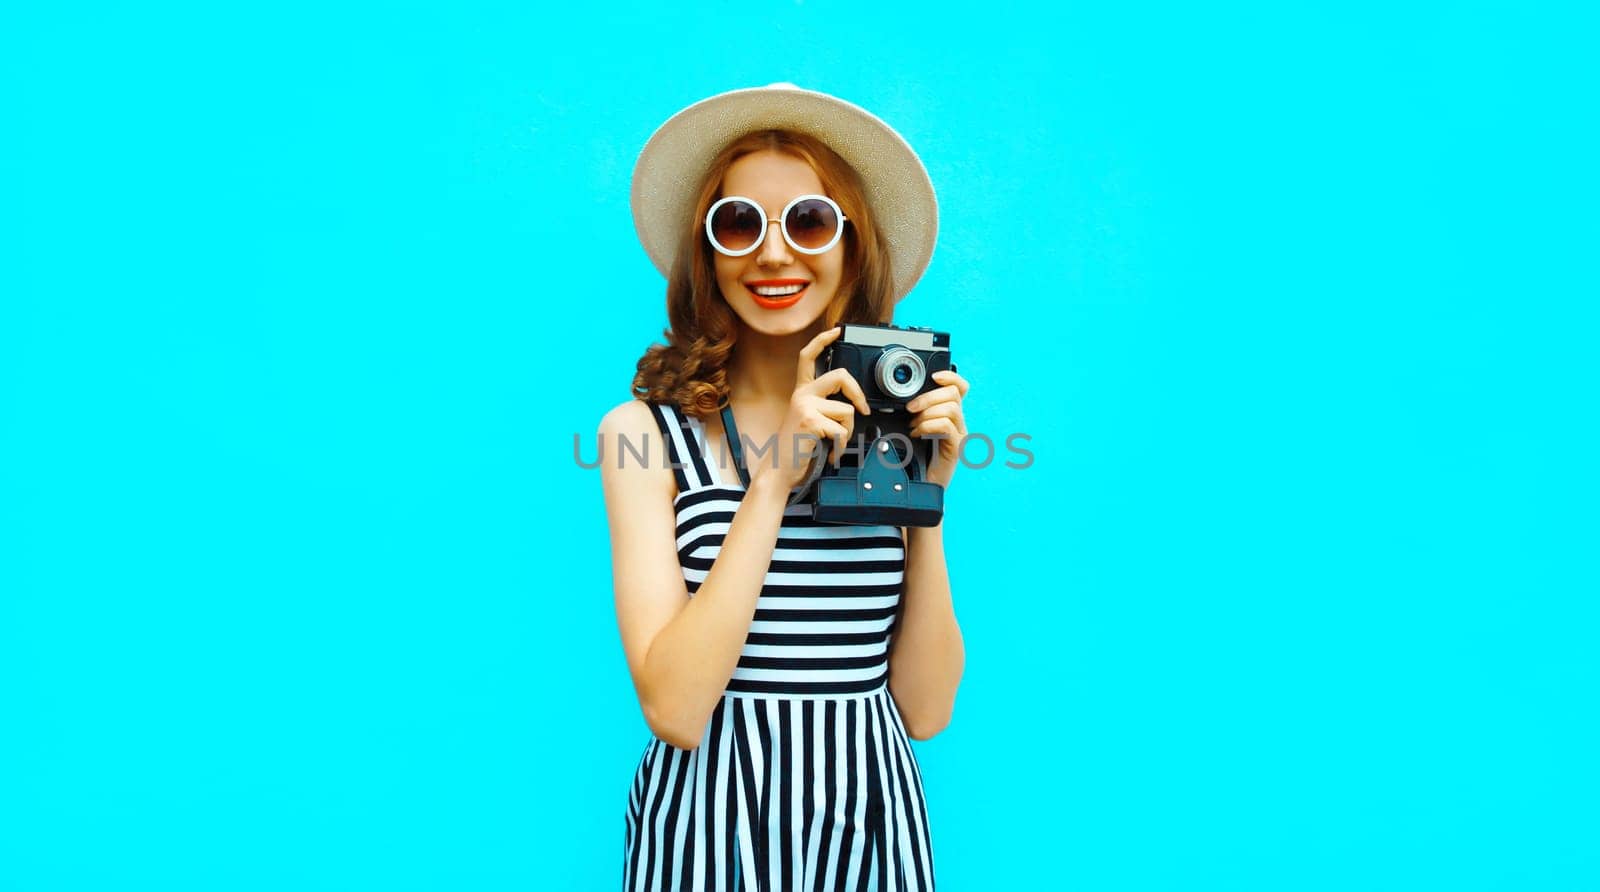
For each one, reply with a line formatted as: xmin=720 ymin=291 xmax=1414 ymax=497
xmin=600 ymin=84 xmax=969 ymax=891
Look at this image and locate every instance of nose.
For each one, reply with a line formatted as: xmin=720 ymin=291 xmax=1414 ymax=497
xmin=755 ymin=219 xmax=793 ymax=267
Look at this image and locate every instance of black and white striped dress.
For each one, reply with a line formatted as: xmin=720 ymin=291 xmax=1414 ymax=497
xmin=623 ymin=400 xmax=936 ymax=891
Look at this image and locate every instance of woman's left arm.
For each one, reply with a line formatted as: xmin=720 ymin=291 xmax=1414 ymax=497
xmin=887 ymin=370 xmax=970 ymax=740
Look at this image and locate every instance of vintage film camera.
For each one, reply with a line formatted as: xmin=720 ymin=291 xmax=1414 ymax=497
xmin=805 ymin=323 xmax=955 ymax=527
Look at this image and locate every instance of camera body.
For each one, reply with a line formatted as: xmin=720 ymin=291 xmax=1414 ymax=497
xmin=816 ymin=323 xmax=953 ymax=414
xmin=805 ymin=323 xmax=955 ymax=527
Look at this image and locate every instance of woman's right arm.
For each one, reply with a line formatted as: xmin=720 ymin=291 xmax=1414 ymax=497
xmin=601 ymin=328 xmax=870 ymax=749
xmin=600 ymin=398 xmax=793 ymax=749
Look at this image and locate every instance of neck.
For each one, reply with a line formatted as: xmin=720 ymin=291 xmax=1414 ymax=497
xmin=726 ymin=320 xmax=828 ymax=410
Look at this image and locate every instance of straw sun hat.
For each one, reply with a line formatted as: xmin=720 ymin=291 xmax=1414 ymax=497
xmin=630 ymin=83 xmax=938 ymax=303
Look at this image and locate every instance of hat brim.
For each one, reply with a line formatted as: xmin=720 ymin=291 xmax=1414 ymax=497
xmin=630 ymin=85 xmax=937 ymax=303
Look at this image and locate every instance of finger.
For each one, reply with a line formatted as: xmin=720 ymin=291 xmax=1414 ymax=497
xmin=813 ymin=403 xmax=856 ymax=450
xmin=930 ymin=370 xmax=970 ymax=398
xmin=906 ymin=384 xmax=962 ymax=414
xmin=809 ymin=368 xmax=871 ymax=416
xmin=796 ymin=326 xmax=845 ymax=387
xmin=911 ymin=417 xmax=960 ymax=440
xmin=910 ymin=401 xmax=961 ymax=422
xmin=811 ymin=418 xmax=848 ymax=444
xmin=908 ymin=407 xmax=953 ymax=434
xmin=830 ymin=423 xmax=856 ymax=460
xmin=814 ymin=397 xmax=858 ymax=425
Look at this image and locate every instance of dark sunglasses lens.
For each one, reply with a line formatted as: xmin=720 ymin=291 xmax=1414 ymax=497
xmin=710 ymin=200 xmax=763 ymax=251
xmin=786 ymin=199 xmax=840 ymax=250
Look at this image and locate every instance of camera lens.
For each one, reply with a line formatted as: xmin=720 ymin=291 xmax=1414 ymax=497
xmin=874 ymin=346 xmax=926 ymax=400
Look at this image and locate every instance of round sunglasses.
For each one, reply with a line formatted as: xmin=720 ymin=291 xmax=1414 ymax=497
xmin=704 ymin=194 xmax=849 ymax=257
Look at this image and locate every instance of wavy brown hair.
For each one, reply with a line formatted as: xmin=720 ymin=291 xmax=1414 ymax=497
xmin=631 ymin=129 xmax=898 ymax=417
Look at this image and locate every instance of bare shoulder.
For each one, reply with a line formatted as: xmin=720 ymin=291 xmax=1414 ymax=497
xmin=598 ymin=397 xmax=657 ymax=440
xmin=597 ymin=398 xmax=675 ymax=499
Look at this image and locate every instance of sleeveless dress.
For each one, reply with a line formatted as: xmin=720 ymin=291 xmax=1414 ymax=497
xmin=623 ymin=401 xmax=937 ymax=891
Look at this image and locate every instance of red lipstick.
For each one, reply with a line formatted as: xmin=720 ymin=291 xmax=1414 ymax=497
xmin=744 ymin=278 xmax=810 ymax=310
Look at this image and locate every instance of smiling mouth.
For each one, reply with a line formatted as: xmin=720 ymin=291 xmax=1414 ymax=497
xmin=745 ymin=280 xmax=809 ymax=309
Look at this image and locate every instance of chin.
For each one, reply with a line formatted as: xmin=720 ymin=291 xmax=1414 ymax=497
xmin=728 ymin=294 xmax=833 ymax=336
xmin=750 ymin=317 xmax=814 ymax=337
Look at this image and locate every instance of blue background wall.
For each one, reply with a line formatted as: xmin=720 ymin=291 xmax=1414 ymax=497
xmin=5 ymin=1 xmax=1596 ymax=889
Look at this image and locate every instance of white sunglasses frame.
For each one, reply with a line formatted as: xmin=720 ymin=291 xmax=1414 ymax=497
xmin=703 ymin=194 xmax=849 ymax=257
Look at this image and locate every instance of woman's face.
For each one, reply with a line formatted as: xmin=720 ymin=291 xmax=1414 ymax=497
xmin=712 ymin=150 xmax=845 ymax=337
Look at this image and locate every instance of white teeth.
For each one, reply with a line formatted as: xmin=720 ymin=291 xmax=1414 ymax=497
xmin=751 ymin=284 xmax=805 ymax=297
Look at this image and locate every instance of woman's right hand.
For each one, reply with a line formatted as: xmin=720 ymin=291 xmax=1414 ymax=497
xmin=750 ymin=326 xmax=873 ymax=493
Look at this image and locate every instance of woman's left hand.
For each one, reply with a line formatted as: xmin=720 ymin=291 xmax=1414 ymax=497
xmin=906 ymin=369 xmax=970 ymax=490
